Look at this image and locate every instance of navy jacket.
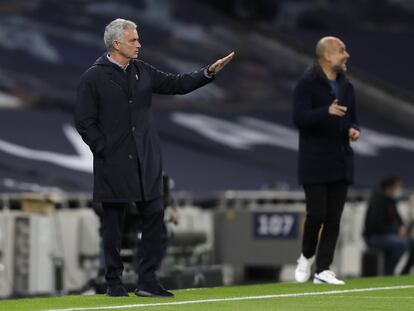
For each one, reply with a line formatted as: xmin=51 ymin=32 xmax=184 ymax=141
xmin=363 ymin=190 xmax=403 ymax=237
xmin=75 ymin=54 xmax=213 ymax=202
xmin=293 ymin=64 xmax=359 ymax=185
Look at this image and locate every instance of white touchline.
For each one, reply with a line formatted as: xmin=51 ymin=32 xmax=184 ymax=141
xmin=331 ymin=296 xmax=414 ymax=299
xmin=45 ymin=285 xmax=414 ymax=311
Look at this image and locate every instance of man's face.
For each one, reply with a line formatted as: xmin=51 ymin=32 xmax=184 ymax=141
xmin=327 ymin=40 xmax=350 ymax=73
xmin=115 ymin=28 xmax=141 ymax=60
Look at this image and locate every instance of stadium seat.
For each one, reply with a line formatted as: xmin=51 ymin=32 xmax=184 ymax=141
xmin=361 ymin=248 xmax=385 ymax=276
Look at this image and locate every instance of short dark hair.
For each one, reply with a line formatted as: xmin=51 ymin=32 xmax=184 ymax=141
xmin=380 ymin=176 xmax=401 ymax=190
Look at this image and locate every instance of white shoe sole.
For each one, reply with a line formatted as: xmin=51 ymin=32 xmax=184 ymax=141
xmin=313 ymin=277 xmax=345 ymax=285
xmin=295 ymin=273 xmax=310 ymax=283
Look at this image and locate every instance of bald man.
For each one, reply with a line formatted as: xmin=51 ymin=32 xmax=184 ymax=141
xmin=292 ymin=37 xmax=360 ymax=285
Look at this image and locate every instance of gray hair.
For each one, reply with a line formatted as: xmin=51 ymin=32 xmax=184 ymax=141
xmin=104 ymin=18 xmax=137 ymax=51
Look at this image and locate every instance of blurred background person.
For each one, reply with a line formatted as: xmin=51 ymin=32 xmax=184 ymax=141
xmin=363 ymin=176 xmax=414 ymax=275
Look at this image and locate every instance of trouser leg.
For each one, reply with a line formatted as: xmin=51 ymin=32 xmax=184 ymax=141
xmin=401 ymin=238 xmax=414 ymax=275
xmin=315 ymin=182 xmax=348 ymax=273
xmin=102 ymin=202 xmax=127 ymax=286
xmin=366 ymin=234 xmax=408 ymax=275
xmin=136 ymin=198 xmax=165 ymax=285
xmin=302 ymin=184 xmax=328 ymax=259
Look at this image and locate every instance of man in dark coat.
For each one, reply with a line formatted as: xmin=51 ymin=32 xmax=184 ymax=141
xmin=364 ymin=176 xmax=414 ymax=275
xmin=75 ymin=18 xmax=234 ymax=297
xmin=292 ymin=36 xmax=360 ymax=285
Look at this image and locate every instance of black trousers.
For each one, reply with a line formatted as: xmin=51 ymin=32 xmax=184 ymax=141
xmin=302 ymin=181 xmax=348 ymax=273
xmin=102 ymin=198 xmax=164 ymax=287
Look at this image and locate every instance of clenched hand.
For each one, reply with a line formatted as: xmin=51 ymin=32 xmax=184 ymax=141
xmin=349 ymin=128 xmax=360 ymax=141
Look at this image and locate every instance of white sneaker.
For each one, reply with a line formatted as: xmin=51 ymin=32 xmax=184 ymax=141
xmin=313 ymin=270 xmax=345 ymax=285
xmin=294 ymin=254 xmax=315 ymax=283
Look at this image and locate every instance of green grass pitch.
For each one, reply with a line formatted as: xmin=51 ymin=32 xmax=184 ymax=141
xmin=1 ymin=276 xmax=413 ymax=311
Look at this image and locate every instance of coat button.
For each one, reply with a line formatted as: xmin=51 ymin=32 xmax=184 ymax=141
xmin=129 ymin=100 xmax=133 ymax=104
xmin=128 ymin=154 xmax=133 ymax=159
xmin=132 ymin=126 xmax=136 ymax=132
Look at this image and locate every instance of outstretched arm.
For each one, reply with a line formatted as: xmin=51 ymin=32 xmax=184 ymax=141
xmin=149 ymin=52 xmax=235 ymax=95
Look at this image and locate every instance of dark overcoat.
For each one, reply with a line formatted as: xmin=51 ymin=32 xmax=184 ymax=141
xmin=75 ymin=54 xmax=213 ymax=202
xmin=292 ymin=64 xmax=359 ymax=185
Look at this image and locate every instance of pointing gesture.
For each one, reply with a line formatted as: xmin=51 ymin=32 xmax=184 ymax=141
xmin=208 ymin=52 xmax=235 ymax=74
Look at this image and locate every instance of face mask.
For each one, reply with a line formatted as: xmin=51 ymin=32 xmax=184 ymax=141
xmin=393 ymin=189 xmax=404 ymax=201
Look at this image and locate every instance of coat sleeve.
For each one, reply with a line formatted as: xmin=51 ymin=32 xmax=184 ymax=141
xmin=74 ymin=70 xmax=105 ymax=156
xmin=348 ymin=84 xmax=360 ymax=132
xmin=143 ymin=62 xmax=214 ymax=95
xmin=293 ymin=79 xmax=330 ymax=129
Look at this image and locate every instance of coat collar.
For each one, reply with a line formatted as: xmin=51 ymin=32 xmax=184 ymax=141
xmin=306 ymin=63 xmax=350 ymax=101
xmin=93 ymin=53 xmax=133 ymax=72
xmin=94 ymin=53 xmax=138 ymax=97
xmin=308 ymin=62 xmax=349 ymax=87
xmin=106 ymin=53 xmax=130 ymax=71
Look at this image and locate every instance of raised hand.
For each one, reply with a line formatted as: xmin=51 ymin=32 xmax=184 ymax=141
xmin=208 ymin=52 xmax=235 ymax=74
